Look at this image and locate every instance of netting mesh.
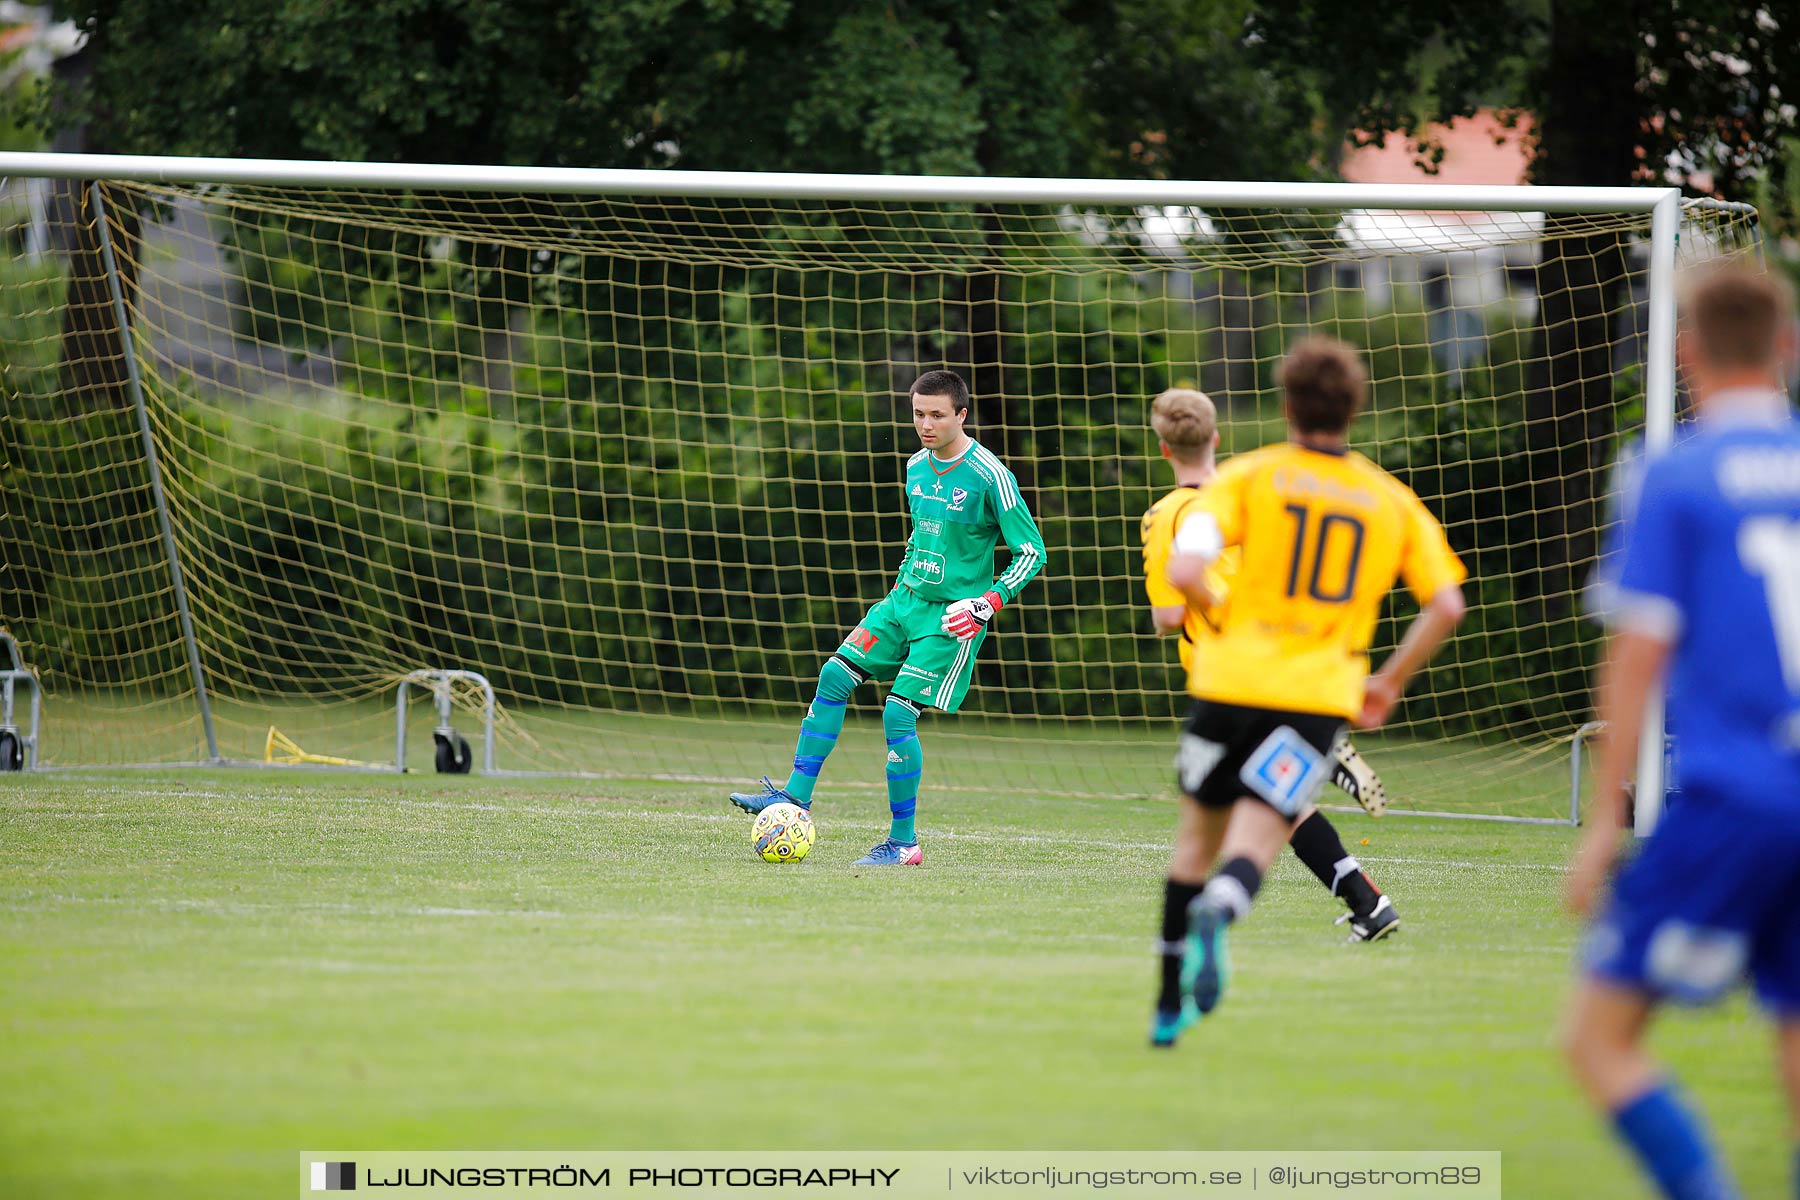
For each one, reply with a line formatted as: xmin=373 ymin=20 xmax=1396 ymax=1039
xmin=0 ymin=174 xmax=1761 ymax=816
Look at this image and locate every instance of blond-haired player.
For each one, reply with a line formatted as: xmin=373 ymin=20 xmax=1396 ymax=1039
xmin=1149 ymin=342 xmax=1467 ymax=1044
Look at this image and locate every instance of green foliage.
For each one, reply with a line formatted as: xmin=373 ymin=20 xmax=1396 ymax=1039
xmin=44 ymin=0 xmax=1100 ymax=178
xmin=0 ymin=249 xmax=62 ymax=396
xmin=1246 ymin=0 xmax=1539 ymax=170
xmin=1751 ymin=138 xmax=1800 ymax=289
xmin=0 ymin=78 xmax=50 ymax=153
xmin=170 ymin=281 xmax=912 ymax=712
xmin=183 ymin=395 xmax=499 ymax=689
xmin=32 ymin=1 xmax=1796 ymax=232
xmin=10 ymin=203 xmax=1660 ymax=739
xmin=0 ymin=253 xmax=188 ymax=688
xmin=0 ymin=18 xmax=55 ymax=154
xmin=1356 ymin=318 xmax=1603 ymax=737
xmin=6 ymin=255 xmax=1616 ymax=739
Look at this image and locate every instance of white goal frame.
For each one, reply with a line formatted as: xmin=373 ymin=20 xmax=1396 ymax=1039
xmin=0 ymin=152 xmax=1682 ymax=830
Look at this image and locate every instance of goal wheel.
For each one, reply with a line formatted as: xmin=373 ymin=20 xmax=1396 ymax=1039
xmin=0 ymin=731 xmax=21 ymax=771
xmin=433 ymin=730 xmax=473 ymax=774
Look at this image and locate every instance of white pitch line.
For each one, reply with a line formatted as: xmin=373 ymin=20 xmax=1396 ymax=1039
xmin=8 ymin=788 xmax=1572 ymax=873
xmin=0 ymin=895 xmax=574 ymax=920
xmin=309 ymin=795 xmax=1575 ymax=869
xmin=930 ymin=829 xmax=1569 ymax=871
xmin=1352 ymin=855 xmax=1567 ymax=872
xmin=0 ymin=894 xmax=1133 ymax=944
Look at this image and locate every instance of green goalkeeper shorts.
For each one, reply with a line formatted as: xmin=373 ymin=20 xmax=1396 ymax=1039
xmin=834 ymin=585 xmax=988 ymax=713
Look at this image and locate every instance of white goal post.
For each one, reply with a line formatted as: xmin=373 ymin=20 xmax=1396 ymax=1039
xmin=0 ymin=151 xmax=1756 ymax=826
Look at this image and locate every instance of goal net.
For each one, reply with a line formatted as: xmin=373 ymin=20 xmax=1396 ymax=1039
xmin=0 ymin=162 xmax=1760 ymax=819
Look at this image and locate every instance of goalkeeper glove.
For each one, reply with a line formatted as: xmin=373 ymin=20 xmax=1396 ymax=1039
xmin=941 ymin=591 xmax=1003 ymax=641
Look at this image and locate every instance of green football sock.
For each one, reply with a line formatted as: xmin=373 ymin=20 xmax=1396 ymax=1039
xmin=782 ymin=657 xmax=859 ymax=804
xmin=883 ymin=695 xmax=922 ymax=844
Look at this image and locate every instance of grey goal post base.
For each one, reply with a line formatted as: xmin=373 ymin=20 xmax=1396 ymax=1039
xmin=0 ymin=632 xmax=40 ymax=771
xmin=395 ymin=669 xmax=496 ymax=776
xmin=1568 ymin=720 xmax=1681 ymax=833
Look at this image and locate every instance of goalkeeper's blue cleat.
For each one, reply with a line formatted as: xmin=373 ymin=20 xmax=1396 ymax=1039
xmin=1149 ymin=998 xmax=1200 ymax=1048
xmin=853 ymin=838 xmax=923 ymax=867
xmin=729 ymin=776 xmax=804 ymax=815
xmin=1182 ymin=900 xmax=1231 ymax=1015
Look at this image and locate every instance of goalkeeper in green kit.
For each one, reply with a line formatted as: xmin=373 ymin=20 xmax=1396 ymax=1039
xmin=729 ymin=370 xmax=1048 ymax=865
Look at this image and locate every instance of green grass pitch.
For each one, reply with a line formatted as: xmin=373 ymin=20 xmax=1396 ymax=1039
xmin=1 ymin=748 xmax=1786 ymax=1198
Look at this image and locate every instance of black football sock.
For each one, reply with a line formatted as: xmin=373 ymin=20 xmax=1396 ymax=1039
xmin=1288 ymin=809 xmax=1382 ymax=915
xmin=1193 ymin=857 xmax=1264 ymax=927
xmin=1157 ymin=878 xmax=1203 ymax=1010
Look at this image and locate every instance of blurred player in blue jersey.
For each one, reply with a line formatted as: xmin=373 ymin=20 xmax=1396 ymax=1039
xmin=1564 ymin=264 xmax=1800 ymax=1200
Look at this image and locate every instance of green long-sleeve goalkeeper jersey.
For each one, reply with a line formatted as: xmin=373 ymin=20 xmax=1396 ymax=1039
xmin=893 ymin=440 xmax=1047 ymax=604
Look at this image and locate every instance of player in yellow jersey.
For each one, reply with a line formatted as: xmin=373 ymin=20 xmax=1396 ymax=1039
xmin=1143 ymin=388 xmax=1388 ymax=820
xmin=1147 ymin=340 xmax=1467 ymax=1045
xmin=1141 ymin=387 xmax=1401 ymax=1048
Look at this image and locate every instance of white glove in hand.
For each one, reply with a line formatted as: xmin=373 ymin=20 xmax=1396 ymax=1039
xmin=941 ymin=591 xmax=1003 ymax=641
